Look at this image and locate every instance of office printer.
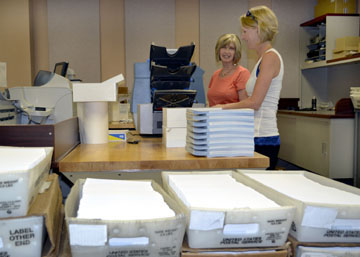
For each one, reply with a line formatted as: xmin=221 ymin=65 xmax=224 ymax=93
xmin=131 ymin=43 xmax=206 ymax=135
xmin=1 ymin=71 xmax=74 ymax=124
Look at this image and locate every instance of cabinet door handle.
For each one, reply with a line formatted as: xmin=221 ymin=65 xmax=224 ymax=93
xmin=322 ymin=142 xmax=327 ymax=157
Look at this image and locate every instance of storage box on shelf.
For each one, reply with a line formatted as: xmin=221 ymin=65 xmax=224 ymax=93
xmin=333 ymin=36 xmax=360 ymax=59
xmin=314 ymin=0 xmax=356 ymax=18
xmin=161 ymin=170 xmax=295 ymax=249
xmin=236 ymin=170 xmax=360 ymax=243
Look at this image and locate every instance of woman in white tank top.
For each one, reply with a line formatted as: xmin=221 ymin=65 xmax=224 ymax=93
xmin=214 ymin=6 xmax=283 ymax=170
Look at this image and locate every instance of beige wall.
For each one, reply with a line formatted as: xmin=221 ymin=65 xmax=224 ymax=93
xmin=29 ymin=0 xmax=49 ymax=83
xmin=100 ymin=0 xmax=125 ymax=81
xmin=47 ymin=0 xmax=101 ymax=83
xmin=0 ymin=0 xmax=32 ymax=87
xmin=3 ymin=0 xmax=359 ymax=96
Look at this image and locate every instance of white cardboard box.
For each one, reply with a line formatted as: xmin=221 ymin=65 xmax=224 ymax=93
xmin=65 ymin=179 xmax=186 ymax=257
xmin=72 ymin=74 xmax=124 ymax=102
xmin=162 ymin=127 xmax=187 ymax=148
xmin=237 ymin=170 xmax=360 ymax=243
xmin=161 ymin=170 xmax=295 ymax=249
xmin=163 ymin=108 xmax=188 ymax=128
xmin=0 ymin=146 xmax=53 ymax=218
xmin=108 ymin=130 xmax=128 ymax=142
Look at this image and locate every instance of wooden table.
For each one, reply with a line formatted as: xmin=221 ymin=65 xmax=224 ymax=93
xmin=59 ymin=136 xmax=269 ymax=184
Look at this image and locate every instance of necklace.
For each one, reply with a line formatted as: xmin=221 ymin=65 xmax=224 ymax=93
xmin=220 ymin=65 xmax=236 ymax=77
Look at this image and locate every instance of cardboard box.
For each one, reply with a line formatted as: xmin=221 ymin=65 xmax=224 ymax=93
xmin=108 ymin=130 xmax=128 ymax=142
xmin=163 ymin=108 xmax=188 ymax=128
xmin=0 ymin=146 xmax=53 ymax=218
xmin=0 ymin=173 xmax=64 ymax=257
xmin=163 ymin=127 xmax=187 ymax=147
xmin=288 ymin=235 xmax=360 ymax=257
xmin=109 ymin=102 xmax=130 ymax=122
xmin=332 ymin=50 xmax=355 ymax=59
xmin=237 ymin=170 xmax=360 ymax=243
xmin=181 ymin=240 xmax=290 ymax=257
xmin=73 ymin=74 xmax=124 ymax=102
xmin=162 ymin=170 xmax=296 ymax=249
xmin=334 ymin=36 xmax=360 ymax=52
xmin=315 ymin=0 xmax=356 ymax=17
xmin=65 ymin=179 xmax=186 ymax=257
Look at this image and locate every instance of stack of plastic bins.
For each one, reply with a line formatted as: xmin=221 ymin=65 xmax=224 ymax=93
xmin=149 ymin=43 xmax=197 ymax=134
xmin=236 ymin=169 xmax=360 ymax=257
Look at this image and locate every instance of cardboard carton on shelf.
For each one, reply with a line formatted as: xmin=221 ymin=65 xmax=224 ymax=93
xmin=0 ymin=173 xmax=64 ymax=257
xmin=315 ymin=0 xmax=356 ymax=18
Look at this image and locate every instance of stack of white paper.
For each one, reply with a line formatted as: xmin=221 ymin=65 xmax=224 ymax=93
xmin=77 ymin=178 xmax=175 ymax=220
xmin=186 ymin=108 xmax=254 ymax=157
xmin=350 ymin=87 xmax=360 ymax=109
xmin=0 ymin=147 xmax=47 ymax=172
xmin=245 ymin=173 xmax=360 ymax=204
xmin=168 ymin=174 xmax=279 ymax=210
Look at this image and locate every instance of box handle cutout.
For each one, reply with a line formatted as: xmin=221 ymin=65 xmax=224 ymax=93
xmin=223 ymin=223 xmax=259 ymax=236
xmin=109 ymin=237 xmax=149 ymax=247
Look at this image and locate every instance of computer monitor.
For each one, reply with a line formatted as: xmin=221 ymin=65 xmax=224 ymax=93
xmin=53 ymin=62 xmax=69 ymax=77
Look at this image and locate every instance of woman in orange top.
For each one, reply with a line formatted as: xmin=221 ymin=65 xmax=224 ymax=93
xmin=207 ymin=33 xmax=250 ymax=107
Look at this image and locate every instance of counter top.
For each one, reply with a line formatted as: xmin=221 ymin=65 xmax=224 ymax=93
xmin=278 ymin=110 xmax=354 ymax=119
xmin=59 ymin=136 xmax=269 ymax=172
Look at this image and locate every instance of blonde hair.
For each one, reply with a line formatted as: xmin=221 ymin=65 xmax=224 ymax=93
xmin=240 ymin=5 xmax=278 ymax=43
xmin=215 ymin=33 xmax=242 ymax=64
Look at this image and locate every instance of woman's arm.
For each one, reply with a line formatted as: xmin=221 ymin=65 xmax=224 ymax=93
xmin=238 ymin=89 xmax=248 ymax=101
xmin=219 ymin=51 xmax=280 ymax=110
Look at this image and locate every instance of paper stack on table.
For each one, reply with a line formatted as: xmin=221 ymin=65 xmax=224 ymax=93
xmin=77 ymin=178 xmax=175 ymax=220
xmin=168 ymin=173 xmax=279 ymax=209
xmin=245 ymin=173 xmax=360 ymax=205
xmin=185 ymin=108 xmax=254 ymax=157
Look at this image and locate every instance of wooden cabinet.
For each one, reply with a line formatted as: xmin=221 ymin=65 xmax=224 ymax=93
xmin=278 ymin=112 xmax=354 ymax=179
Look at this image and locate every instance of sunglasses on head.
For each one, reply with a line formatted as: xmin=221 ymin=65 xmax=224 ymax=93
xmin=246 ymin=10 xmax=258 ymax=23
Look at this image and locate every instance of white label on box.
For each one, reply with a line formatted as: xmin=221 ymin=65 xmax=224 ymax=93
xmin=223 ymin=223 xmax=259 ymax=236
xmin=301 ymin=206 xmax=338 ymax=229
xmin=332 ymin=219 xmax=360 ymax=230
xmin=0 ymin=237 xmax=3 ymax=248
xmin=69 ymin=224 xmax=107 ymax=246
xmin=109 ymin=237 xmax=149 ymax=247
xmin=189 ymin=210 xmax=224 ymax=231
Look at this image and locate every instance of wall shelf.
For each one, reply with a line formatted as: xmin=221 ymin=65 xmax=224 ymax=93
xmin=301 ymin=55 xmax=360 ymax=70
